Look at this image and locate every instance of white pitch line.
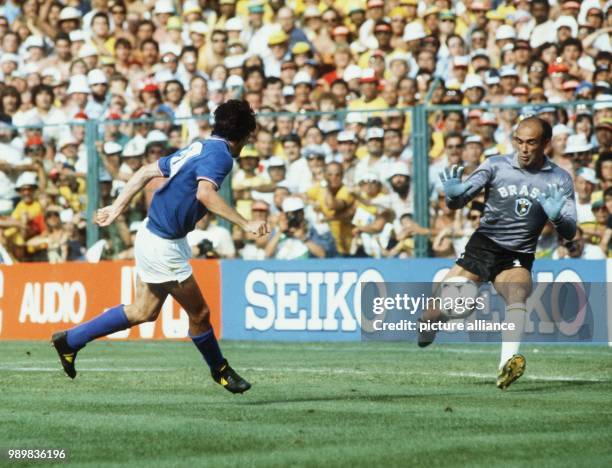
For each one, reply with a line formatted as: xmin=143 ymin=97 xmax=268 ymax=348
xmin=0 ymin=365 xmax=609 ymax=384
xmin=0 ymin=367 xmax=170 ymax=372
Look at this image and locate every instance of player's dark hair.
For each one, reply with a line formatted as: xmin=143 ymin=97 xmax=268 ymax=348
xmin=519 ymin=116 xmax=552 ymax=142
xmin=212 ymin=100 xmax=256 ymax=142
xmin=604 ymin=185 xmax=612 ymax=199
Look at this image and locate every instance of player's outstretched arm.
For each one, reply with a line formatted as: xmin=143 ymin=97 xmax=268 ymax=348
xmin=536 ymin=183 xmax=577 ymax=240
xmin=439 ymin=165 xmax=473 ymax=209
xmin=197 ymin=180 xmax=270 ymax=237
xmin=96 ymin=162 xmax=162 ymax=227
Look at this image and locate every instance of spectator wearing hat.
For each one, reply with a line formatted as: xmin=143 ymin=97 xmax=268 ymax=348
xmin=354 ymin=127 xmax=390 ymax=184
xmin=595 ymin=118 xmax=612 ymax=154
xmin=350 ymin=171 xmax=393 ymax=258
xmin=463 ymin=135 xmax=484 ymax=175
xmin=385 ymin=161 xmax=414 ymax=218
xmin=348 ymin=68 xmax=388 ymax=115
xmin=264 ymin=30 xmax=290 ymax=78
xmin=118 ymin=137 xmax=145 ymax=183
xmin=4 ymin=172 xmax=45 ymax=261
xmin=264 ymin=196 xmax=329 ymax=259
xmin=564 ymin=133 xmax=594 ymax=172
xmin=237 ymin=199 xmax=269 ymax=260
xmin=232 ymin=145 xmax=269 ymax=219
xmin=25 ymin=205 xmax=69 ymax=263
xmin=357 ymin=0 xmax=385 ymax=51
xmin=575 ymin=167 xmax=599 ymax=226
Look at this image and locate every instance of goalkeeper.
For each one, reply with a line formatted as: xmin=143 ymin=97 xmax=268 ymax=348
xmin=419 ymin=116 xmax=577 ymax=389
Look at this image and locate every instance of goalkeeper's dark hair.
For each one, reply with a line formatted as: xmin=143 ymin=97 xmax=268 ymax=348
xmin=519 ymin=116 xmax=552 ymax=142
xmin=212 ymin=100 xmax=257 ymax=143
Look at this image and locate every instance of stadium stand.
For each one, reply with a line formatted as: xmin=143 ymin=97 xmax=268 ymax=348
xmin=0 ymin=0 xmax=610 ymax=263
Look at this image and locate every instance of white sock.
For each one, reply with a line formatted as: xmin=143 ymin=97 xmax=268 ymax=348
xmin=499 ymin=303 xmax=527 ymax=369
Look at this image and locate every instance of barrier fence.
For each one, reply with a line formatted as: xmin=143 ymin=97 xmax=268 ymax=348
xmin=1 ymin=258 xmax=610 ymax=343
xmin=3 ymin=97 xmax=608 ymax=258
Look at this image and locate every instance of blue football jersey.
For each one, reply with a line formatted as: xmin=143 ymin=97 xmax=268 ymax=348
xmin=147 ymin=137 xmax=234 ymax=239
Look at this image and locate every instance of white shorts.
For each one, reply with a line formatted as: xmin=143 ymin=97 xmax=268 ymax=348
xmin=134 ymin=219 xmax=193 ymax=284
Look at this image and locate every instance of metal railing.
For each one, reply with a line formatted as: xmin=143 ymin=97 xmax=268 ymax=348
xmin=3 ymin=97 xmax=608 ymax=257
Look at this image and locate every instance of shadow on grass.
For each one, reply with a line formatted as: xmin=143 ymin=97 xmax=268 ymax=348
xmin=241 ymin=392 xmax=455 ymax=406
xmin=472 ymin=379 xmax=610 ymax=393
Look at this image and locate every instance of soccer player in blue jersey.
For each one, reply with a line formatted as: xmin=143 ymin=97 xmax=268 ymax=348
xmin=52 ymin=100 xmax=268 ymax=394
xmin=419 ymin=116 xmax=577 ymax=389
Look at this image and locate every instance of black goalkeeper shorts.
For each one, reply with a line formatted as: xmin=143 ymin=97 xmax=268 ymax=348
xmin=456 ymin=231 xmax=534 ymax=283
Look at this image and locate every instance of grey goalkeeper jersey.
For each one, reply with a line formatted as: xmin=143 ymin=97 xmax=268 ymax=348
xmin=447 ymin=154 xmax=577 ymax=254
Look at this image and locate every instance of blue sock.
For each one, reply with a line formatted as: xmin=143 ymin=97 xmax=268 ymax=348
xmin=66 ymin=304 xmax=130 ymax=351
xmin=190 ymin=328 xmax=225 ymax=371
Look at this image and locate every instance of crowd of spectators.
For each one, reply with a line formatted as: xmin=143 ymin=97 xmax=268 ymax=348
xmin=0 ymin=0 xmax=611 ymax=264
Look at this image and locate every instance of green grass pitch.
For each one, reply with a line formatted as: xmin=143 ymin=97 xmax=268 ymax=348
xmin=1 ymin=341 xmax=611 ymax=467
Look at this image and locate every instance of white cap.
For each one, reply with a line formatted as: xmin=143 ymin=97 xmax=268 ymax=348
xmin=386 ymin=51 xmax=410 ymax=66
xmin=358 ymin=171 xmax=379 ymax=184
xmin=366 ymin=127 xmax=384 ymax=140
xmin=226 ymin=75 xmax=244 ymax=88
xmin=499 ymin=65 xmax=519 ymax=77
xmin=189 ymin=21 xmax=209 ymax=35
xmin=122 ymin=138 xmax=146 ymax=157
xmin=338 ymin=130 xmax=356 ymax=142
xmin=87 ymin=68 xmax=107 ymax=85
xmin=552 ymin=123 xmax=571 ymax=137
xmin=0 ymin=53 xmax=19 ymax=64
xmin=160 ymin=43 xmax=182 ymax=57
xmin=342 ymin=64 xmax=362 ymax=82
xmin=59 ymin=6 xmax=82 ymax=21
xmin=461 ymin=74 xmax=484 ymax=91
xmin=42 ymin=67 xmax=62 ymax=85
xmin=225 ymin=17 xmax=243 ymax=31
xmin=465 ymin=134 xmax=483 ymax=145
xmin=224 ymin=54 xmax=244 ymax=69
xmin=555 ymin=15 xmax=578 ymax=37
xmin=292 ymin=71 xmax=312 ymax=86
xmin=403 ymin=21 xmax=426 ymax=42
xmin=58 ymin=134 xmax=78 ymax=149
xmin=576 ymin=167 xmax=598 ymax=184
xmin=282 ymin=197 xmax=305 ymax=212
xmin=318 ymin=120 xmax=342 ymax=134
xmin=593 ymin=95 xmax=612 ymax=111
xmin=103 ymin=141 xmax=122 ymax=154
xmin=495 ymin=25 xmax=516 ymax=41
xmin=66 ymin=74 xmax=91 ymax=94
xmin=452 ymin=55 xmax=470 ymax=68
xmin=154 ymin=69 xmax=175 ymax=83
xmin=16 ymin=171 xmax=38 ymax=189
xmin=387 ymin=162 xmax=410 ymax=178
xmin=564 ymin=133 xmax=593 ymax=154
xmin=78 ymin=43 xmax=99 ymax=58
xmin=24 ymin=35 xmax=45 ymax=50
xmin=154 ymin=0 xmax=175 ymax=15
xmin=267 ymin=156 xmax=286 ymax=168
xmin=346 ymin=112 xmax=368 ymax=124
xmin=208 ymin=80 xmax=224 ymax=92
xmin=69 ymin=30 xmax=86 ymax=42
xmin=146 ymin=130 xmax=168 ymax=145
